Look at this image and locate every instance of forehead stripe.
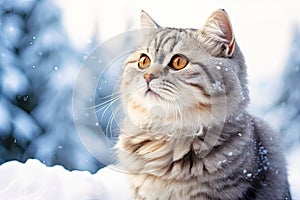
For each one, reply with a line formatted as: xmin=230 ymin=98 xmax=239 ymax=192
xmin=160 ymin=35 xmax=177 ymax=53
xmin=155 ymin=30 xmax=172 ymax=52
xmin=192 ymin=62 xmax=215 ymax=83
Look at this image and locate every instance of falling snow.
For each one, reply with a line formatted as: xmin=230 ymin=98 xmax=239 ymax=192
xmin=0 ymin=0 xmax=300 ymax=199
xmin=212 ymin=81 xmax=223 ymax=91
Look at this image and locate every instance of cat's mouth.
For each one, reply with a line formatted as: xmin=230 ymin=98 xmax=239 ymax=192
xmin=144 ymin=87 xmax=162 ymax=99
xmin=145 ymin=88 xmax=156 ymax=95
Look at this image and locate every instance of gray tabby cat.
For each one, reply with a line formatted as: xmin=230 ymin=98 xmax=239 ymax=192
xmin=117 ymin=9 xmax=291 ymax=200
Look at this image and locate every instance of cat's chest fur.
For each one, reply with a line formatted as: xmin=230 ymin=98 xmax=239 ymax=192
xmin=117 ymin=115 xmax=288 ymax=200
xmin=117 ymin=115 xmax=254 ymax=200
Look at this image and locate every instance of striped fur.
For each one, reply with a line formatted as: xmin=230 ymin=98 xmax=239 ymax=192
xmin=117 ymin=10 xmax=291 ymax=199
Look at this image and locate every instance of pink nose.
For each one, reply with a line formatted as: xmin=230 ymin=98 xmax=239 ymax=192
xmin=143 ymin=73 xmax=157 ymax=83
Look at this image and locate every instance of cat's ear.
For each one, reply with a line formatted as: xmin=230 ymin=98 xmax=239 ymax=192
xmin=199 ymin=9 xmax=235 ymax=57
xmin=140 ymin=10 xmax=160 ymax=29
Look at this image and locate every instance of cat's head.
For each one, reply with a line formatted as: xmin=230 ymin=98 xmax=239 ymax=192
xmin=120 ymin=10 xmax=249 ymax=134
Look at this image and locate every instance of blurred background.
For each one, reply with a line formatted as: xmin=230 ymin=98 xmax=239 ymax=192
xmin=0 ymin=0 xmax=299 ymax=195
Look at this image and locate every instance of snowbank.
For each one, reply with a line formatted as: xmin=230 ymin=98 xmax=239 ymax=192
xmin=288 ymin=146 xmax=300 ymax=199
xmin=0 ymin=149 xmax=299 ymax=200
xmin=0 ymin=159 xmax=131 ymax=200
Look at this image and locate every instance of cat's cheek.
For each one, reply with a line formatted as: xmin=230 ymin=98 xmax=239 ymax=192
xmin=126 ymin=97 xmax=171 ymax=128
xmin=127 ymin=100 xmax=150 ymax=127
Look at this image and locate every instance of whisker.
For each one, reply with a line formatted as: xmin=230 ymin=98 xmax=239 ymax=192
xmin=96 ymin=95 xmax=120 ymax=111
xmin=162 ymin=80 xmax=177 ymax=91
xmin=172 ymin=93 xmax=188 ymax=141
xmin=161 ymin=87 xmax=176 ymax=97
xmin=105 ymin=104 xmax=122 ymax=139
xmin=97 ymin=92 xmax=121 ymax=100
xmin=97 ymin=85 xmax=147 ymax=142
xmin=128 ymin=85 xmax=147 ymax=99
xmin=83 ymin=94 xmax=121 ymax=110
xmin=98 ymin=96 xmax=121 ymax=121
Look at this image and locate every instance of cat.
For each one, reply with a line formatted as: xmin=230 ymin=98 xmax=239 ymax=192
xmin=116 ymin=9 xmax=291 ymax=200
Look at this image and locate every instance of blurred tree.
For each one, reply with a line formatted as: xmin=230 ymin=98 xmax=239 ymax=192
xmin=271 ymin=26 xmax=300 ymax=151
xmin=0 ymin=0 xmax=102 ymax=172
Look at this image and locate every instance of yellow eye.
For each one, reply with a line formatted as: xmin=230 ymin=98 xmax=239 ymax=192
xmin=138 ymin=54 xmax=151 ymax=69
xmin=170 ymin=55 xmax=188 ymax=70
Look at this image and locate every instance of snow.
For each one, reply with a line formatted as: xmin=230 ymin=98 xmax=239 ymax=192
xmin=0 ymin=159 xmax=131 ymax=200
xmin=1 ymin=68 xmax=29 ymax=100
xmin=0 ymin=100 xmax=12 ymax=136
xmin=212 ymin=81 xmax=223 ymax=91
xmin=0 ymin=150 xmax=299 ymax=199
xmin=288 ymin=146 xmax=300 ymax=199
xmin=0 ymin=0 xmax=299 ymax=199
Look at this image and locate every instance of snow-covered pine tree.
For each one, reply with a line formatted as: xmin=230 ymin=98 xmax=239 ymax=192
xmin=0 ymin=0 xmax=40 ymax=163
xmin=0 ymin=0 xmax=102 ymax=171
xmin=270 ymin=26 xmax=300 ymax=151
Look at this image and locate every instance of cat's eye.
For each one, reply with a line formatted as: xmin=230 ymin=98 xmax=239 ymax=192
xmin=169 ymin=54 xmax=188 ymax=70
xmin=138 ymin=54 xmax=151 ymax=69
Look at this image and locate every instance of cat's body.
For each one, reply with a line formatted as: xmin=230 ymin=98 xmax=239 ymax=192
xmin=117 ymin=10 xmax=291 ymax=200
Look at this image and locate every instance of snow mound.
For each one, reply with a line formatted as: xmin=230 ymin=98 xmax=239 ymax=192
xmin=0 ymin=159 xmax=131 ymax=200
xmin=0 ymin=152 xmax=299 ymax=200
xmin=288 ymin=146 xmax=300 ymax=199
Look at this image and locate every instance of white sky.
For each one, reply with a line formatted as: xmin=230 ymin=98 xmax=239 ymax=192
xmin=54 ymin=0 xmax=300 ymax=83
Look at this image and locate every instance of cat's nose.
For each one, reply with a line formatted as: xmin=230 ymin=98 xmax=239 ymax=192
xmin=143 ymin=73 xmax=157 ymax=84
